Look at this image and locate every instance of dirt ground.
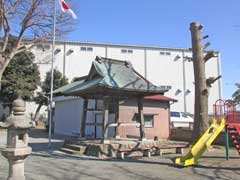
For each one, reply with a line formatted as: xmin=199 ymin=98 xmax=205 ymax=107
xmin=0 ymin=129 xmax=240 ymax=180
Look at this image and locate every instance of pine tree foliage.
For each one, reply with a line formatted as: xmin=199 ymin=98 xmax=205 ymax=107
xmin=232 ymin=83 xmax=240 ymax=104
xmin=33 ymin=69 xmax=68 ymax=121
xmin=42 ymin=70 xmax=68 ymax=94
xmin=0 ymin=50 xmax=40 ymax=104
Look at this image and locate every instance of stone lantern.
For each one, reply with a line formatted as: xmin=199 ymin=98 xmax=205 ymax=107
xmin=0 ymin=97 xmax=34 ymax=180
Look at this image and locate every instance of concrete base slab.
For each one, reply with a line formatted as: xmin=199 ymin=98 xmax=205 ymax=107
xmin=115 ymin=136 xmax=121 ymax=139
xmin=61 ymin=138 xmax=189 ymax=158
xmin=102 ymin=140 xmax=111 ymax=144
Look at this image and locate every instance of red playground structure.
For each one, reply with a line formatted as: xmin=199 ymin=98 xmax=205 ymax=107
xmin=214 ymin=99 xmax=240 ymax=156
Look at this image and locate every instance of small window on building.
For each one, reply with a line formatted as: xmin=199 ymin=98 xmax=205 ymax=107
xmin=160 ymin=51 xmax=171 ymax=56
xmin=87 ymin=47 xmax=93 ymax=52
xmin=80 ymin=47 xmax=87 ymax=51
xmin=121 ymin=49 xmax=127 ymax=53
xmin=121 ymin=49 xmax=133 ymax=54
xmin=144 ymin=115 xmax=154 ymax=128
xmin=132 ymin=113 xmax=154 ymax=128
xmin=127 ymin=49 xmax=133 ymax=53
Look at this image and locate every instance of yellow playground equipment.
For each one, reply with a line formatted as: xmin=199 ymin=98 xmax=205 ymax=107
xmin=175 ymin=99 xmax=240 ymax=167
xmin=175 ymin=118 xmax=225 ymax=166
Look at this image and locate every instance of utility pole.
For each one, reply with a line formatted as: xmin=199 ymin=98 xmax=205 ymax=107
xmin=48 ymin=0 xmax=57 ymax=147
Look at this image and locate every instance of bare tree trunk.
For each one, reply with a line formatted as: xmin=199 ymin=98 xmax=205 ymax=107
xmin=0 ymin=73 xmax=2 ymax=91
xmin=33 ymin=102 xmax=43 ymax=122
xmin=190 ymin=22 xmax=209 ymax=142
xmin=0 ymin=0 xmax=3 ymax=32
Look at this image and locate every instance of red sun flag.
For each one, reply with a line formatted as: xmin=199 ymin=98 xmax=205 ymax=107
xmin=60 ymin=0 xmax=77 ymax=19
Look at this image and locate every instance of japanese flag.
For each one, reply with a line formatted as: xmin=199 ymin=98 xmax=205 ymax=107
xmin=60 ymin=0 xmax=77 ymax=19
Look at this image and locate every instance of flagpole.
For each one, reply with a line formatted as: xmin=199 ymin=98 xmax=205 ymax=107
xmin=48 ymin=0 xmax=57 ymax=147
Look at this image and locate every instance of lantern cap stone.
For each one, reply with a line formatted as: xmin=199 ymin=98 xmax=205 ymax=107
xmin=13 ymin=97 xmax=26 ymax=115
xmin=0 ymin=97 xmax=34 ymax=129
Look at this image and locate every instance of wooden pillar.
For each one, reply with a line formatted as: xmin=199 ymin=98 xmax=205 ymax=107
xmin=114 ymin=100 xmax=120 ymax=138
xmin=138 ymin=97 xmax=145 ymax=140
xmin=103 ymin=98 xmax=109 ymax=141
xmin=80 ymin=99 xmax=88 ymax=137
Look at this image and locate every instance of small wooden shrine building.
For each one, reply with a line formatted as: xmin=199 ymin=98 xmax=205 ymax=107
xmin=53 ymin=56 xmax=173 ymax=141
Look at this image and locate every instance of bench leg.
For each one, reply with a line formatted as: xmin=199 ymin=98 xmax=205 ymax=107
xmin=120 ymin=152 xmax=125 ymax=160
xmin=176 ymin=147 xmax=183 ymax=154
xmin=143 ymin=150 xmax=151 ymax=158
xmin=155 ymin=149 xmax=163 ymax=156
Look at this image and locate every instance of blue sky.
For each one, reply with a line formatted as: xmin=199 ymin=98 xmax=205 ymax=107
xmin=64 ymin=0 xmax=240 ymax=99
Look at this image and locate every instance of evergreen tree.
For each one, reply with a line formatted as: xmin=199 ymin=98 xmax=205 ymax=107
xmin=232 ymin=83 xmax=240 ymax=104
xmin=42 ymin=70 xmax=68 ymax=93
xmin=0 ymin=50 xmax=40 ymax=112
xmin=33 ymin=69 xmax=68 ymax=121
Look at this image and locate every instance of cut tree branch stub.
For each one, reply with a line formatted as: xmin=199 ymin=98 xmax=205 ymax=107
xmin=204 ymin=51 xmax=216 ymax=62
xmin=206 ymin=75 xmax=222 ymax=87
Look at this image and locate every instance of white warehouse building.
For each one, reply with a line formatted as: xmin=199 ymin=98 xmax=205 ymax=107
xmin=31 ymin=41 xmax=222 ymax=115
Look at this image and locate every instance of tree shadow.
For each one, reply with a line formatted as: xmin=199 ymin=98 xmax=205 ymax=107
xmin=24 ymin=146 xmax=240 ymax=180
xmin=31 ymin=150 xmax=179 ymax=169
xmin=29 ymin=141 xmax=64 ymax=152
xmin=200 ymin=155 xmax=240 ymax=160
xmin=113 ymin=164 xmax=164 ymax=180
xmin=193 ymin=164 xmax=240 ymax=171
xmin=29 ymin=129 xmax=67 ymax=140
xmin=190 ymin=163 xmax=240 ymax=180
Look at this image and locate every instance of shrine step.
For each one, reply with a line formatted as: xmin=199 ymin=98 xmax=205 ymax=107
xmin=64 ymin=144 xmax=87 ymax=153
xmin=60 ymin=144 xmax=87 ymax=155
xmin=59 ymin=147 xmax=80 ymax=155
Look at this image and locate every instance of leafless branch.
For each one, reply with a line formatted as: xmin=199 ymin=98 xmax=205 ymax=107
xmin=5 ymin=0 xmax=23 ymax=14
xmin=1 ymin=4 xmax=10 ymax=53
xmin=0 ymin=0 xmax=76 ymax=78
xmin=0 ymin=0 xmax=3 ymax=32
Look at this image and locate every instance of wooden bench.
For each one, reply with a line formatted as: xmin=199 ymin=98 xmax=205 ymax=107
xmin=116 ymin=144 xmax=189 ymax=159
xmin=153 ymin=144 xmax=189 ymax=156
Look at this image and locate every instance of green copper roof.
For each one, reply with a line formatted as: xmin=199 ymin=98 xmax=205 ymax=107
xmin=55 ymin=57 xmax=171 ymax=98
xmin=53 ymin=79 xmax=85 ymax=95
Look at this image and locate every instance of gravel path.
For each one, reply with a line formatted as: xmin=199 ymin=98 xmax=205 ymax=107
xmin=0 ymin=129 xmax=240 ymax=180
